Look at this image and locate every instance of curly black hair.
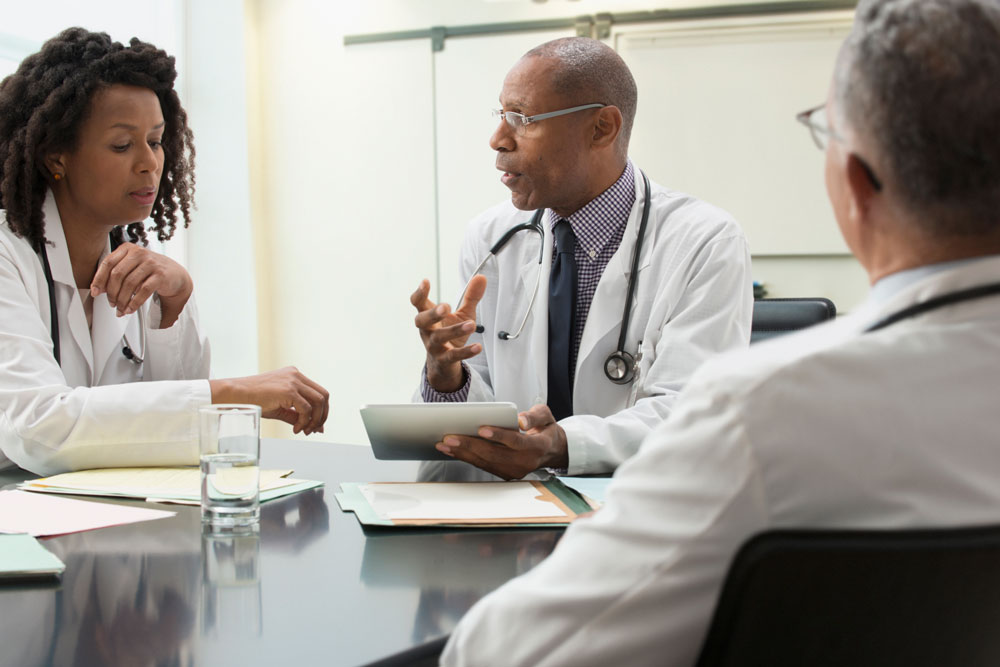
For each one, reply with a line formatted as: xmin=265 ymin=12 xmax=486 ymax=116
xmin=0 ymin=27 xmax=195 ymax=251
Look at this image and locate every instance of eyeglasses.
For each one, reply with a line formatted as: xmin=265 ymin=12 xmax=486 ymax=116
xmin=796 ymin=103 xmax=841 ymax=150
xmin=493 ymin=103 xmax=605 ymax=133
xmin=796 ymin=103 xmax=883 ymax=191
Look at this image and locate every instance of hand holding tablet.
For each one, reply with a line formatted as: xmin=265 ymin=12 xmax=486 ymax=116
xmin=361 ymin=402 xmax=519 ymax=461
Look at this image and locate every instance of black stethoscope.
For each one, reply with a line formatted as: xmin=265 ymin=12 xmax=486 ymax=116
xmin=39 ymin=234 xmax=145 ymax=367
xmin=463 ymin=171 xmax=652 ymax=385
xmin=864 ymin=280 xmax=1000 ymax=333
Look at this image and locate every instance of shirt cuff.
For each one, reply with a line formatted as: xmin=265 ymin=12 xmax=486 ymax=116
xmin=421 ymin=363 xmax=471 ymax=402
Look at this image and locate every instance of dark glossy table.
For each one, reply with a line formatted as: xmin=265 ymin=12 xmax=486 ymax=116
xmin=0 ymin=440 xmax=564 ymax=667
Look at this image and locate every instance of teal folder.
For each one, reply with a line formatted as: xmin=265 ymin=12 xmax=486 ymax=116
xmin=0 ymin=534 xmax=65 ymax=581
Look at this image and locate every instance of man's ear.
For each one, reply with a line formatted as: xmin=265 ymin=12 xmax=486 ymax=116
xmin=844 ymin=152 xmax=880 ymax=224
xmin=591 ymin=106 xmax=623 ymax=148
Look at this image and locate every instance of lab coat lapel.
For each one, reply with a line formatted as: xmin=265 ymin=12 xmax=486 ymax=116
xmin=518 ymin=220 xmax=551 ymax=404
xmin=42 ymin=195 xmax=95 ymax=381
xmin=90 ymin=231 xmax=129 ymax=383
xmin=91 ymin=292 xmax=129 ymax=383
xmin=575 ymin=173 xmax=653 ymax=377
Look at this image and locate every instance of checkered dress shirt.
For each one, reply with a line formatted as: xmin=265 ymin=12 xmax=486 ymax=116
xmin=422 ymin=161 xmax=637 ymax=402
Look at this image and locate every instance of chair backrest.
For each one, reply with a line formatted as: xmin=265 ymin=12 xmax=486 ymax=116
xmin=750 ymin=297 xmax=836 ymax=343
xmin=695 ymin=526 xmax=1000 ymax=667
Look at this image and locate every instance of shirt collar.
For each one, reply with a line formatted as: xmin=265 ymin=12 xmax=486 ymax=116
xmin=546 ymin=161 xmax=636 ymax=262
xmin=870 ymin=255 xmax=1000 ymax=304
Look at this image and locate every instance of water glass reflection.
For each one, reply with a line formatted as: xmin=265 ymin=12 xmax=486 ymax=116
xmin=201 ymin=525 xmax=263 ymax=639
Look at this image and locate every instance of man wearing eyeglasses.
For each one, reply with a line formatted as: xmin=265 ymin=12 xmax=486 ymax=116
xmin=441 ymin=0 xmax=1000 ymax=664
xmin=410 ymin=37 xmax=753 ymax=481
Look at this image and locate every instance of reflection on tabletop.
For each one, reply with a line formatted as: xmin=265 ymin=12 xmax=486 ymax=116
xmin=412 ymin=531 xmax=560 ymax=642
xmin=15 ymin=543 xmax=201 ymax=667
xmin=202 ymin=525 xmax=262 ymax=640
xmin=359 ymin=527 xmax=561 ymax=642
xmin=0 ymin=485 xmax=332 ymax=667
xmin=259 ymin=487 xmax=330 ymax=554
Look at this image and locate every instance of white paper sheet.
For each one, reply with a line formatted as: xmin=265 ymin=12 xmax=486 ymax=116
xmin=359 ymin=482 xmax=567 ymax=520
xmin=0 ymin=490 xmax=175 ymax=537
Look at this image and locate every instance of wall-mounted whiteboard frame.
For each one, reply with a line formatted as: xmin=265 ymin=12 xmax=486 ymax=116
xmin=614 ymin=11 xmax=854 ymax=255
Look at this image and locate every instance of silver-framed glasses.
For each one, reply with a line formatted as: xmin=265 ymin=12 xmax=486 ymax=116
xmin=796 ymin=102 xmax=882 ymax=191
xmin=796 ymin=103 xmax=841 ymax=150
xmin=493 ymin=103 xmax=605 ymax=133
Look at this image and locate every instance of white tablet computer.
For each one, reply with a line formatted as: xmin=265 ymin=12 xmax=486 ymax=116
xmin=360 ymin=402 xmax=519 ymax=461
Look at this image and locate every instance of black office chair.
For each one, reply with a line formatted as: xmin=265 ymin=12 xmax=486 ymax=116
xmin=695 ymin=526 xmax=1000 ymax=667
xmin=750 ymin=297 xmax=836 ymax=343
xmin=365 ymin=637 xmax=446 ymax=666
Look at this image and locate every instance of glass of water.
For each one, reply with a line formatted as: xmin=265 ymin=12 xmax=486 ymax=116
xmin=199 ymin=404 xmax=262 ymax=527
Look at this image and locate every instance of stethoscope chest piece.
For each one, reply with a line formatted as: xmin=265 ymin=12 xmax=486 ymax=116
xmin=604 ymin=350 xmax=636 ymax=384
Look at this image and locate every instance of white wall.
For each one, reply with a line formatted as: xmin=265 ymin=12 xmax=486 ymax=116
xmin=0 ymin=0 xmax=182 ymax=57
xmin=182 ymin=0 xmax=259 ymax=380
xmin=246 ymin=1 xmax=439 ymax=442
xmin=247 ymin=0 xmax=867 ymax=446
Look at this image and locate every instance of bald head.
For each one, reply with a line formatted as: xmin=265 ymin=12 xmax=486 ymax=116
xmin=523 ymin=37 xmax=638 ymax=158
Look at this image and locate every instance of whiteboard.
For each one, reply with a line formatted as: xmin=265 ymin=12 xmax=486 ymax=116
xmin=616 ymin=13 xmax=853 ymax=255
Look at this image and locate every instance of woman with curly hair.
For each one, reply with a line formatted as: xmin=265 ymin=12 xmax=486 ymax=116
xmin=0 ymin=28 xmax=329 ymax=475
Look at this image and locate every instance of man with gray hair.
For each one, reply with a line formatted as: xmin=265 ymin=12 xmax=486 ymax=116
xmin=442 ymin=0 xmax=1000 ymax=664
xmin=410 ymin=37 xmax=752 ymax=480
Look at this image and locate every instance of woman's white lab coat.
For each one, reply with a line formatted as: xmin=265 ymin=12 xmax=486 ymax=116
xmin=0 ymin=193 xmax=211 ymax=475
xmin=423 ymin=168 xmax=753 ymax=476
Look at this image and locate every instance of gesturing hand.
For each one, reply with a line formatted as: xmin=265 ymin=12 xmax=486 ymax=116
xmin=411 ymin=276 xmax=487 ymax=392
xmin=90 ymin=242 xmax=193 ymax=328
xmin=210 ymin=366 xmax=331 ymax=436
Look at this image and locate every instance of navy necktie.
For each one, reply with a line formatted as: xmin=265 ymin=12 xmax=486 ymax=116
xmin=548 ymin=219 xmax=576 ymax=421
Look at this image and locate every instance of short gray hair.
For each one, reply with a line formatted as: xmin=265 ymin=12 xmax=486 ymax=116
xmin=524 ymin=37 xmax=638 ymax=156
xmin=834 ymin=0 xmax=1000 ymax=236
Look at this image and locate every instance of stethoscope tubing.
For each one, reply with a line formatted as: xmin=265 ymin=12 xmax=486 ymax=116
xmin=462 ymin=210 xmax=547 ymax=342
xmin=864 ymin=280 xmax=1000 ymax=333
xmin=40 ymin=238 xmax=145 ymax=367
xmin=467 ymin=170 xmax=653 ymax=384
xmin=615 ymin=171 xmax=652 ymax=355
xmin=39 ymin=241 xmax=61 ymax=366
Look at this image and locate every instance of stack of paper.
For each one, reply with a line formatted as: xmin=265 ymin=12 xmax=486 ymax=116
xmin=19 ymin=467 xmax=322 ymax=505
xmin=336 ymin=480 xmax=592 ymax=527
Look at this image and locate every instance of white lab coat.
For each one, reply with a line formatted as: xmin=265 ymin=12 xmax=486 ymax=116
xmin=0 ymin=193 xmax=211 ymax=475
xmin=443 ymin=255 xmax=1000 ymax=667
xmin=421 ymin=167 xmax=753 ymax=476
